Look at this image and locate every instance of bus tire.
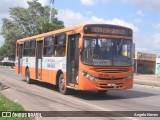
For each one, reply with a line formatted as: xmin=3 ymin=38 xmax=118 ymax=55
xmin=98 ymin=90 xmax=108 ymax=95
xmin=59 ymin=74 xmax=70 ymax=95
xmin=26 ymin=69 xmax=32 ymax=84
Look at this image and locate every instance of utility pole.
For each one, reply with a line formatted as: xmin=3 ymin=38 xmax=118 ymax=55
xmin=49 ymin=0 xmax=54 ymax=23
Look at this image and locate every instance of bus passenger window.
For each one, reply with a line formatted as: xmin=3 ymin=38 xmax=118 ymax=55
xmin=54 ymin=33 xmax=66 ymax=57
xmin=44 ymin=36 xmax=54 ymax=57
xmin=30 ymin=40 xmax=36 ymax=56
xmin=54 ymin=46 xmax=65 ymax=57
xmin=23 ymin=41 xmax=30 ymax=56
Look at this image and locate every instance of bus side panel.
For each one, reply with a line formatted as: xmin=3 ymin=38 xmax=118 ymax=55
xmin=41 ymin=69 xmax=67 ymax=85
xmin=29 ymin=67 xmax=36 ymax=79
xmin=41 ymin=57 xmax=67 ymax=84
xmin=15 ymin=66 xmax=18 ymax=74
xmin=21 ymin=57 xmax=36 ymax=78
xmin=41 ymin=69 xmax=56 ymax=84
xmin=21 ymin=66 xmax=26 ymax=77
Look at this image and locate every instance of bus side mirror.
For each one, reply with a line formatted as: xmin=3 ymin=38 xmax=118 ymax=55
xmin=78 ymin=38 xmax=83 ymax=50
xmin=132 ymin=43 xmax=135 ymax=56
xmin=132 ymin=43 xmax=135 ymax=65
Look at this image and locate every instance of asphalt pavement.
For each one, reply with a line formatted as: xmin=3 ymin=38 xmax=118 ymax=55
xmin=0 ymin=66 xmax=160 ymax=120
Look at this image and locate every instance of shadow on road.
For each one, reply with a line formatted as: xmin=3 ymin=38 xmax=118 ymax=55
xmin=21 ymin=79 xmax=158 ymax=101
xmin=21 ymin=79 xmax=59 ymax=92
xmin=69 ymin=90 xmax=157 ymax=100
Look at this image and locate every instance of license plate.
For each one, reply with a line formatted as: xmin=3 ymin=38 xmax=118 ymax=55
xmin=107 ymin=83 xmax=116 ymax=88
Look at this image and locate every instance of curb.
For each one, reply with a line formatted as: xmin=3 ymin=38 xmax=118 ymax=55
xmin=0 ymin=82 xmax=10 ymax=91
xmin=134 ymin=80 xmax=160 ymax=88
xmin=0 ymin=66 xmax=15 ymax=70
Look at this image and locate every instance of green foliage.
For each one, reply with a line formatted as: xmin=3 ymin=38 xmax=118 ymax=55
xmin=0 ymin=93 xmax=24 ymax=111
xmin=0 ymin=93 xmax=33 ymax=120
xmin=36 ymin=23 xmax=64 ymax=34
xmin=0 ymin=0 xmax=64 ymax=59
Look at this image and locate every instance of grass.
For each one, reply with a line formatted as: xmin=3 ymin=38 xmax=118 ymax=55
xmin=0 ymin=92 xmax=34 ymax=120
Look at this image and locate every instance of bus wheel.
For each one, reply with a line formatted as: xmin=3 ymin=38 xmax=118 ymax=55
xmin=59 ymin=74 xmax=69 ymax=95
xmin=98 ymin=90 xmax=108 ymax=95
xmin=26 ymin=69 xmax=32 ymax=84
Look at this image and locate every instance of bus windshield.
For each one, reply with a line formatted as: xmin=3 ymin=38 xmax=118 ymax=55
xmin=81 ymin=37 xmax=134 ymax=66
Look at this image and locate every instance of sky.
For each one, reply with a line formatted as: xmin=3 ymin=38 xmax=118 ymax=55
xmin=0 ymin=0 xmax=160 ymax=55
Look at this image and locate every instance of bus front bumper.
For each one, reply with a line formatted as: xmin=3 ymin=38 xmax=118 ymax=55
xmin=78 ymin=76 xmax=133 ymax=91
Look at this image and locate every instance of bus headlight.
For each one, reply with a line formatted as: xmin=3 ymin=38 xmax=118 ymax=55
xmin=123 ymin=73 xmax=134 ymax=81
xmin=82 ymin=70 xmax=99 ymax=82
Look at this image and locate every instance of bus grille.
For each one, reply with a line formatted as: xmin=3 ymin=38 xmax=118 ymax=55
xmin=91 ymin=67 xmax=129 ymax=73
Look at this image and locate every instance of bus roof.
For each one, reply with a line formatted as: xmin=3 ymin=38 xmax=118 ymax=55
xmin=16 ymin=24 xmax=132 ymax=42
xmin=17 ymin=24 xmax=84 ymax=42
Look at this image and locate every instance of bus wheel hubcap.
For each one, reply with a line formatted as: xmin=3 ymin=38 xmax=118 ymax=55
xmin=26 ymin=73 xmax=29 ymax=81
xmin=60 ymin=78 xmax=65 ymax=90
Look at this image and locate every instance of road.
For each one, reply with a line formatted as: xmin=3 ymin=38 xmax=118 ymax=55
xmin=0 ymin=67 xmax=160 ymax=120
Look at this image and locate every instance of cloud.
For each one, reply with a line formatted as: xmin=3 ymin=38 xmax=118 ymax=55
xmin=152 ymin=34 xmax=160 ymax=52
xmin=136 ymin=10 xmax=144 ymax=16
xmin=38 ymin=0 xmax=49 ymax=6
xmin=0 ymin=0 xmax=49 ymax=19
xmin=57 ymin=9 xmax=138 ymax=32
xmin=134 ymin=18 xmax=143 ymax=24
xmin=154 ymin=23 xmax=160 ymax=30
xmin=122 ymin=0 xmax=160 ymax=11
xmin=0 ymin=0 xmax=48 ymax=14
xmin=0 ymin=0 xmax=49 ymax=46
xmin=80 ymin=0 xmax=109 ymax=6
xmin=57 ymin=9 xmax=160 ymax=55
xmin=134 ymin=33 xmax=160 ymax=54
xmin=80 ymin=0 xmax=95 ymax=6
xmin=0 ymin=21 xmax=4 ymax=47
xmin=0 ymin=33 xmax=4 ymax=47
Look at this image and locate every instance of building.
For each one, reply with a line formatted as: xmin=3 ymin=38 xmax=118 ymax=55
xmin=134 ymin=52 xmax=157 ymax=74
xmin=156 ymin=58 xmax=160 ymax=75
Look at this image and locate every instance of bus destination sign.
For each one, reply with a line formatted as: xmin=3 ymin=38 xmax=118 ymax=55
xmin=84 ymin=25 xmax=132 ymax=37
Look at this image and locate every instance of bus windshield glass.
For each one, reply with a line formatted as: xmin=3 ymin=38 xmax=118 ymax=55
xmin=81 ymin=37 xmax=134 ymax=66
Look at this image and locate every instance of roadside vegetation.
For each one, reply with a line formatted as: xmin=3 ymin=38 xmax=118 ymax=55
xmin=0 ymin=93 xmax=33 ymax=120
xmin=0 ymin=0 xmax=64 ymax=60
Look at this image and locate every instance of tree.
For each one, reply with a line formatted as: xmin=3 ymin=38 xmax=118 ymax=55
xmin=0 ymin=0 xmax=64 ymax=59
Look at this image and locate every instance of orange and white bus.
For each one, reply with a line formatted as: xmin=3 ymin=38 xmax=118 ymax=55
xmin=15 ymin=24 xmax=134 ymax=94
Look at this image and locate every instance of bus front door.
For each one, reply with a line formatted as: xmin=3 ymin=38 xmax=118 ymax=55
xmin=67 ymin=34 xmax=80 ymax=86
xmin=18 ymin=44 xmax=23 ymax=74
xmin=36 ymin=41 xmax=43 ymax=80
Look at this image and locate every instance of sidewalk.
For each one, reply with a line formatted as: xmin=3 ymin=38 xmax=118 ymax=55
xmin=134 ymin=74 xmax=160 ymax=87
